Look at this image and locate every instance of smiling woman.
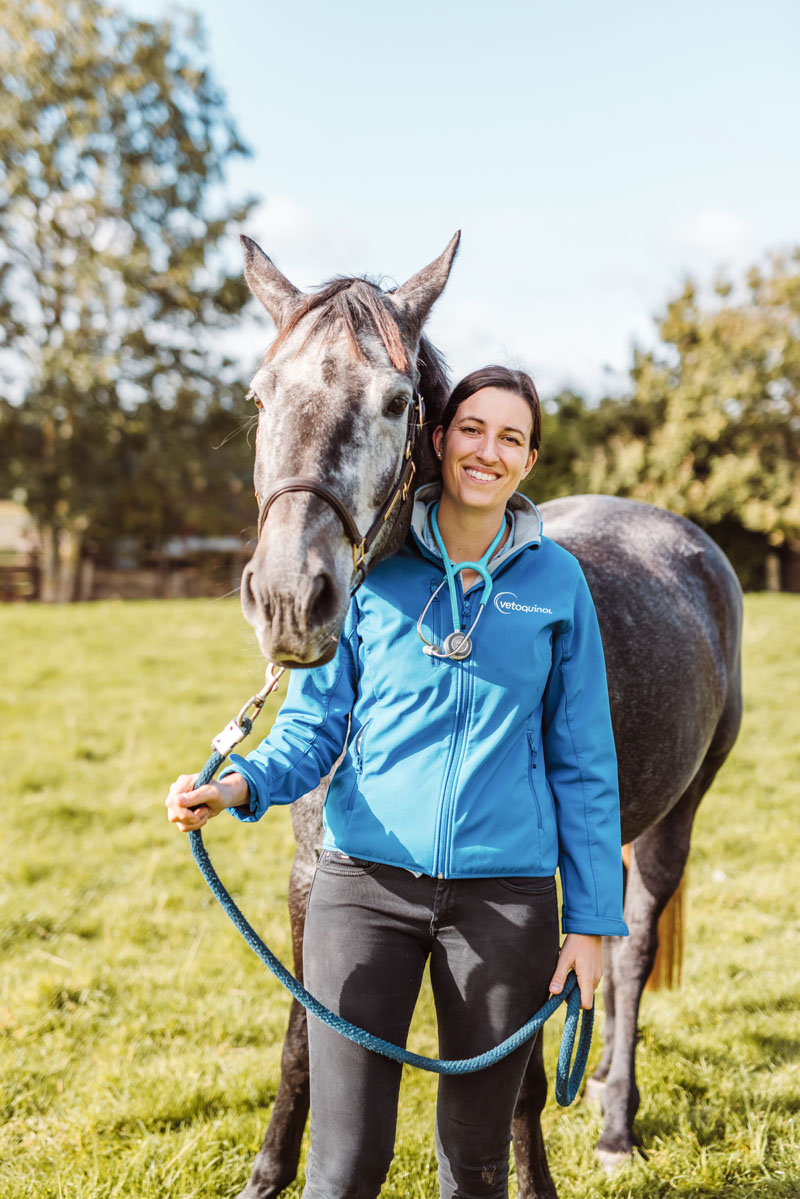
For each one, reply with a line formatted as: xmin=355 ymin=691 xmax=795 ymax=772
xmin=430 ymin=367 xmax=541 ymax=594
xmin=167 ymin=357 xmax=627 ymax=1199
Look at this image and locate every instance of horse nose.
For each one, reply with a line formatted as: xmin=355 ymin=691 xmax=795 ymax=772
xmin=307 ymin=570 xmax=337 ymax=628
xmin=240 ymin=553 xmax=345 ymax=662
xmin=265 ymin=571 xmax=341 ymax=660
xmin=240 ymin=561 xmax=265 ymax=622
xmin=241 ymin=565 xmax=336 ymax=630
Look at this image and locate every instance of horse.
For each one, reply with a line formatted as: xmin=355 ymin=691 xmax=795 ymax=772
xmin=230 ymin=233 xmax=743 ymax=1199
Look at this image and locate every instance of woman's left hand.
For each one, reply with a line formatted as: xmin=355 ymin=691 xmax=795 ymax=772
xmin=548 ymin=933 xmax=603 ymax=1009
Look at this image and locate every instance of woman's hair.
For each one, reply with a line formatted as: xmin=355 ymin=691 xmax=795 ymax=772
xmin=437 ymin=365 xmax=541 ymax=452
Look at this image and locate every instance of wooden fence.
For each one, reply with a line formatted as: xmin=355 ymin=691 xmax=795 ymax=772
xmin=0 ymin=551 xmax=248 ymax=603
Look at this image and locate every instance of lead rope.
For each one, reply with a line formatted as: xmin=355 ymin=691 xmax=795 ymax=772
xmin=186 ymin=668 xmax=594 ymax=1104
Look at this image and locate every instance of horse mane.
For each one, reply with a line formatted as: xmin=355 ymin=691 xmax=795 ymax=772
xmin=416 ymin=334 xmax=450 ymax=425
xmin=266 ymin=274 xmax=448 ymax=388
xmin=267 ymin=277 xmax=410 ymax=371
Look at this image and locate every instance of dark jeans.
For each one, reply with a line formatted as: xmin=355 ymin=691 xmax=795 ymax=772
xmin=301 ymin=852 xmax=560 ymax=1199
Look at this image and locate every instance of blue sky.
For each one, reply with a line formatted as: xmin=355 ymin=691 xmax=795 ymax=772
xmin=126 ymin=0 xmax=800 ymax=398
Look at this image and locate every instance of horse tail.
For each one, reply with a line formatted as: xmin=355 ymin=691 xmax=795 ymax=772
xmin=621 ymin=844 xmax=686 ymax=991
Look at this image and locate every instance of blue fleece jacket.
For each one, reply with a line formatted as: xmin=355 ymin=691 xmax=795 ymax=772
xmin=224 ymin=485 xmax=628 ymax=938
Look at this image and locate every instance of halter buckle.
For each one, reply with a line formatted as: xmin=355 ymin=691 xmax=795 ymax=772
xmin=353 ymin=539 xmax=367 ymax=570
xmin=401 ymin=461 xmax=416 ymax=502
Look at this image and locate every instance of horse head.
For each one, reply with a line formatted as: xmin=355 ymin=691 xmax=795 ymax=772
xmin=239 ymin=232 xmax=459 ymax=667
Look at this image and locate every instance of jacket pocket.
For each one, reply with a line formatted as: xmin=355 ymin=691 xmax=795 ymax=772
xmin=423 ymin=577 xmax=444 ymax=666
xmin=527 ymin=730 xmax=544 ymax=830
xmin=354 ymin=719 xmax=370 ymax=776
xmin=344 ymin=719 xmax=371 ymax=813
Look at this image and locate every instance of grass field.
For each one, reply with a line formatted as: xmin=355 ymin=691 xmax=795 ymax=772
xmin=2 ymin=593 xmax=799 ymax=1198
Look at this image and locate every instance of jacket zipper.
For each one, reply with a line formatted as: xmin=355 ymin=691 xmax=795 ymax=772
xmin=527 ymin=730 xmax=543 ymax=829
xmin=446 ymin=653 xmax=474 ymax=874
xmin=432 ymin=663 xmax=462 ymax=876
xmin=433 ymin=595 xmax=474 ymax=876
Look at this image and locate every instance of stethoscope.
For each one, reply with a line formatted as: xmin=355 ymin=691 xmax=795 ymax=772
xmin=417 ymin=502 xmax=507 ymax=661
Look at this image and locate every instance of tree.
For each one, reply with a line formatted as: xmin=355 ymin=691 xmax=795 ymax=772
xmin=0 ymin=0 xmax=254 ymax=599
xmin=584 ymin=253 xmax=800 ymax=587
xmin=522 ymin=389 xmax=642 ymax=506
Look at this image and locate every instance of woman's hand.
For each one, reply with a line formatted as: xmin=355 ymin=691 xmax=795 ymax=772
xmin=548 ymin=933 xmax=603 ymax=1010
xmin=165 ymin=772 xmax=249 ymax=832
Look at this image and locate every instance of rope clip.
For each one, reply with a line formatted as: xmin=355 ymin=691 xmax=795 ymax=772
xmin=211 ymin=662 xmax=286 ymax=758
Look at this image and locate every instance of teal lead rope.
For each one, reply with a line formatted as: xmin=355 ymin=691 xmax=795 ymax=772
xmin=186 ymin=676 xmax=594 ymax=1105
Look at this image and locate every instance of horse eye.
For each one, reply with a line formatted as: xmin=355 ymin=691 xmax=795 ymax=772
xmin=385 ymin=394 xmax=409 ymax=417
xmin=246 ymin=388 xmax=263 ymax=411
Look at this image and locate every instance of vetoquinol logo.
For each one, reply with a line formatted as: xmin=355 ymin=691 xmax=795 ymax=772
xmin=494 ymin=591 xmax=553 ymax=615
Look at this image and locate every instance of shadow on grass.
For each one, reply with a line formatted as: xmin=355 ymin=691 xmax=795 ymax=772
xmin=713 ymin=992 xmax=800 ymax=1016
xmin=744 ymin=1029 xmax=800 ymax=1064
xmin=99 ymin=1086 xmax=279 ymax=1137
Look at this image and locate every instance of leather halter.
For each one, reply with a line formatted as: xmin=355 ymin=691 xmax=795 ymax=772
xmin=256 ymin=392 xmax=425 ymax=590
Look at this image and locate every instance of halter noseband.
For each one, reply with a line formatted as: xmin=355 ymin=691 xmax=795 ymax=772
xmin=256 ymin=392 xmax=424 ymax=590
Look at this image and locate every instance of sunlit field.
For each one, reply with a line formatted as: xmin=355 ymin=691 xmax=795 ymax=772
xmin=2 ymin=594 xmax=798 ymax=1198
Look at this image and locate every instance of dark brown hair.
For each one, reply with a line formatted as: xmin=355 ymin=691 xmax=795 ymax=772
xmin=438 ymin=365 xmax=541 ymax=452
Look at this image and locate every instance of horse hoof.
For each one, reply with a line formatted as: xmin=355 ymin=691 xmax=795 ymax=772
xmin=582 ymin=1076 xmax=606 ymax=1107
xmin=596 ymin=1147 xmax=633 ymax=1175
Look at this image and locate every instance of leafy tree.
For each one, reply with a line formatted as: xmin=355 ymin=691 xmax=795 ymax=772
xmin=0 ymin=0 xmax=254 ymax=599
xmin=524 ymin=389 xmax=644 ymax=506
xmin=524 ymin=389 xmax=593 ymax=504
xmin=582 ymin=253 xmax=800 ymax=587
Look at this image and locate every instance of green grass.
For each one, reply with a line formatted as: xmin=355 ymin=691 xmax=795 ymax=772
xmin=1 ymin=594 xmax=798 ymax=1198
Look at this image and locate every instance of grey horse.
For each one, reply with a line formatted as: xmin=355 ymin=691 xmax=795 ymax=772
xmin=231 ymin=234 xmax=743 ymax=1199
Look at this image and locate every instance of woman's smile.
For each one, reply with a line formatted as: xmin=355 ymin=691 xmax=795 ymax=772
xmin=463 ymin=465 xmax=501 ymax=483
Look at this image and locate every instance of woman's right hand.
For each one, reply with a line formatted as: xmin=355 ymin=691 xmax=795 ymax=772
xmin=165 ymin=772 xmax=249 ymax=832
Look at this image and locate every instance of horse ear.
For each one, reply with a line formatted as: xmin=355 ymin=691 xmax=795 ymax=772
xmin=390 ymin=231 xmax=461 ymax=341
xmin=240 ymin=235 xmax=304 ymax=328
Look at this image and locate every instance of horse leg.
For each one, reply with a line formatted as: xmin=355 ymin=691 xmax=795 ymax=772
xmin=583 ymin=933 xmax=620 ymax=1104
xmin=512 ymin=1032 xmax=558 ymax=1199
xmin=236 ymin=848 xmax=314 ymax=1199
xmin=595 ymin=759 xmax=721 ymax=1169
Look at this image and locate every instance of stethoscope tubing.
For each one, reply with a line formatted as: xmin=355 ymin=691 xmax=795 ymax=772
xmin=417 ymin=504 xmax=507 ymax=661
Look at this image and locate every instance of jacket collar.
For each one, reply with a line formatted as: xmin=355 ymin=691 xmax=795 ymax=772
xmin=409 ymin=483 xmax=543 ymax=572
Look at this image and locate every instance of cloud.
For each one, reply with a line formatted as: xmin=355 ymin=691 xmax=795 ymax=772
xmin=593 ymin=265 xmax=661 ymax=299
xmin=674 ymin=209 xmax=752 ymax=260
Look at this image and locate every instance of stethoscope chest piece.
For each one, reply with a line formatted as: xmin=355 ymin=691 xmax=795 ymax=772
xmin=443 ymin=631 xmax=472 ymax=660
xmin=421 ymin=630 xmax=473 ymax=660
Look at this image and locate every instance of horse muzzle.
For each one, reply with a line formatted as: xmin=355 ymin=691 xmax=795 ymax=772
xmin=240 ymin=544 xmax=347 ymax=667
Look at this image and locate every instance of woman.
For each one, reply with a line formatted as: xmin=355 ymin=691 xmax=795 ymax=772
xmin=167 ymin=365 xmax=628 ymax=1199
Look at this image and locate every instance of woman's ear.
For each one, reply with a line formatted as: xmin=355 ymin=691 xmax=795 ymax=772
xmin=522 ymin=448 xmax=538 ymax=478
xmin=432 ymin=426 xmax=444 ymax=460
